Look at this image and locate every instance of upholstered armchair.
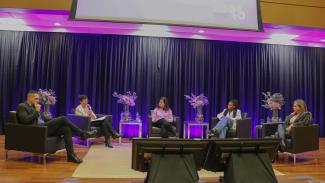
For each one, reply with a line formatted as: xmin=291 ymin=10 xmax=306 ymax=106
xmin=210 ymin=113 xmax=252 ymax=138
xmin=262 ymin=123 xmax=319 ymax=164
xmin=5 ymin=111 xmax=65 ymax=164
xmin=147 ymin=114 xmax=180 ymax=138
xmin=66 ymin=113 xmax=113 ymax=146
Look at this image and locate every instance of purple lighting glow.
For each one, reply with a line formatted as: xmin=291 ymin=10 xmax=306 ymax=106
xmin=0 ymin=8 xmax=324 ymax=48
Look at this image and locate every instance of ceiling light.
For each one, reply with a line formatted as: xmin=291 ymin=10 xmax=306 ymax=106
xmin=54 ymin=22 xmax=61 ymax=26
xmin=198 ymin=30 xmax=205 ymax=33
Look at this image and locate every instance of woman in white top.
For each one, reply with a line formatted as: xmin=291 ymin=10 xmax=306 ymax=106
xmin=75 ymin=95 xmax=120 ymax=148
xmin=209 ymin=99 xmax=242 ymax=138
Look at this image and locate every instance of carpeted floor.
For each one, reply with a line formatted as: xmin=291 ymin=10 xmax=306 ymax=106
xmin=72 ymin=143 xmax=284 ymax=179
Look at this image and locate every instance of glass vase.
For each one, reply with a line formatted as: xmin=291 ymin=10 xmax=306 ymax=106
xmin=195 ymin=106 xmax=204 ymax=122
xmin=121 ymin=105 xmax=131 ymax=121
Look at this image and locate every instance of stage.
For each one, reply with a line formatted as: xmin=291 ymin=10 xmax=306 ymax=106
xmin=0 ymin=135 xmax=324 ymax=183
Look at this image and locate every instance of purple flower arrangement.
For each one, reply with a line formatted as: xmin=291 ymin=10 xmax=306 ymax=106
xmin=38 ymin=89 xmax=57 ymax=105
xmin=113 ymin=91 xmax=137 ymax=121
xmin=185 ymin=93 xmax=209 ymax=121
xmin=184 ymin=93 xmax=209 ymax=108
xmin=261 ymin=92 xmax=284 ymax=110
xmin=113 ymin=91 xmax=137 ymax=106
xmin=262 ymin=92 xmax=285 ymax=122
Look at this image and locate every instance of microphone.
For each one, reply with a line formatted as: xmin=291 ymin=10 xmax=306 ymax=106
xmin=87 ymin=104 xmax=92 ymax=110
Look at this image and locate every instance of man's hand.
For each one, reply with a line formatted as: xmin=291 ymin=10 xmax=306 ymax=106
xmin=35 ymin=103 xmax=42 ymax=112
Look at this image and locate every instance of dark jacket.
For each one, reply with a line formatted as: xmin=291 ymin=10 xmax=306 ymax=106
xmin=284 ymin=112 xmax=312 ymax=127
xmin=16 ymin=102 xmax=51 ymax=125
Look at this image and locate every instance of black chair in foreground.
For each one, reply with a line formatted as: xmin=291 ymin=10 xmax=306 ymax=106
xmin=5 ymin=111 xmax=65 ymax=165
xmin=210 ymin=113 xmax=252 ymax=138
xmin=262 ymin=123 xmax=319 ymax=164
xmin=147 ymin=111 xmax=180 ymax=138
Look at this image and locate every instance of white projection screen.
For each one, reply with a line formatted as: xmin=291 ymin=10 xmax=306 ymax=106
xmin=70 ymin=0 xmax=263 ymax=31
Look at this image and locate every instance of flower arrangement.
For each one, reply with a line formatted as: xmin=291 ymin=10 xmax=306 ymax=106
xmin=38 ymin=89 xmax=57 ymax=105
xmin=184 ymin=93 xmax=209 ymax=108
xmin=112 ymin=91 xmax=137 ymax=106
xmin=113 ymin=91 xmax=137 ymax=121
xmin=185 ymin=93 xmax=209 ymax=121
xmin=261 ymin=92 xmax=284 ymax=110
xmin=262 ymin=92 xmax=285 ymax=122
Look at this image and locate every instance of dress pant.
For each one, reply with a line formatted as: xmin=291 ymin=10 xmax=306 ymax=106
xmin=90 ymin=115 xmax=116 ymax=142
xmin=44 ymin=116 xmax=82 ymax=155
xmin=153 ymin=119 xmax=176 ymax=138
xmin=213 ymin=117 xmax=234 ymax=139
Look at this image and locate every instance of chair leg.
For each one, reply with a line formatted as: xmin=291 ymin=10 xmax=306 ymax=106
xmin=5 ymin=149 xmax=8 ymax=160
xmin=86 ymin=139 xmax=90 ymax=147
xmin=43 ymin=154 xmax=47 ymax=166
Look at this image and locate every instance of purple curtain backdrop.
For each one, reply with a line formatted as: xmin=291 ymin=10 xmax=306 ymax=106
xmin=0 ymin=30 xmax=324 ymax=137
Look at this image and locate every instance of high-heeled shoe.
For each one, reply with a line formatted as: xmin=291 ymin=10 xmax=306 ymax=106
xmin=112 ymin=132 xmax=121 ymax=139
xmin=105 ymin=137 xmax=114 ymax=148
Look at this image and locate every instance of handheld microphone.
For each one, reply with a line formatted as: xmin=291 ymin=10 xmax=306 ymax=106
xmin=87 ymin=104 xmax=92 ymax=110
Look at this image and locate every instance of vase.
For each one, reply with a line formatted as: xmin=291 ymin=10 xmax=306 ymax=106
xmin=121 ymin=105 xmax=131 ymax=121
xmin=43 ymin=104 xmax=52 ymax=118
xmin=195 ymin=106 xmax=204 ymax=122
xmin=271 ymin=109 xmax=279 ymax=122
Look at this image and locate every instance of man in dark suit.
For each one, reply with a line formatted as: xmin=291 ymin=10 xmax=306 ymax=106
xmin=16 ymin=90 xmax=95 ymax=163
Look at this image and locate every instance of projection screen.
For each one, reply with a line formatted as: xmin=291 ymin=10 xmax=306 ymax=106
xmin=70 ymin=0 xmax=263 ymax=31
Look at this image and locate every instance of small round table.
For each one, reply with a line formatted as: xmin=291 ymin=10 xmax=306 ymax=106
xmin=119 ymin=120 xmax=142 ymax=144
xmin=183 ymin=121 xmax=209 ymax=139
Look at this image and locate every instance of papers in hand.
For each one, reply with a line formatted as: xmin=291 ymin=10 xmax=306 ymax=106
xmin=92 ymin=116 xmax=106 ymax=121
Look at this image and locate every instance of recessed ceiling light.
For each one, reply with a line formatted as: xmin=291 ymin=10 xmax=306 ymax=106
xmin=198 ymin=30 xmax=205 ymax=33
xmin=54 ymin=22 xmax=61 ymax=26
xmin=321 ymin=39 xmax=325 ymax=42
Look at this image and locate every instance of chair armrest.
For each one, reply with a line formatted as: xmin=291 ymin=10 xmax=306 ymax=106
xmin=5 ymin=123 xmax=48 ymax=153
xmin=262 ymin=123 xmax=281 ymax=138
xmin=235 ymin=118 xmax=252 ymax=138
xmin=290 ymin=124 xmax=319 ymax=153
xmin=173 ymin=116 xmax=180 ymax=135
xmin=147 ymin=116 xmax=153 ymax=137
xmin=66 ymin=114 xmax=91 ymax=131
xmin=210 ymin=117 xmax=219 ymax=130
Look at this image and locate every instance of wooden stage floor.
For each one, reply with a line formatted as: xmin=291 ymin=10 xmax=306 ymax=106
xmin=0 ymin=135 xmax=324 ymax=183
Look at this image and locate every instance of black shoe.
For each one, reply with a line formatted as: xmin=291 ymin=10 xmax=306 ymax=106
xmin=208 ymin=129 xmax=219 ymax=138
xmin=105 ymin=142 xmax=114 ymax=148
xmin=80 ymin=130 xmax=97 ymax=140
xmin=67 ymin=154 xmax=83 ymax=164
xmin=112 ymin=132 xmax=121 ymax=139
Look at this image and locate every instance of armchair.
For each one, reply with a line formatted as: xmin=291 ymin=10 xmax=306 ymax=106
xmin=262 ymin=123 xmax=319 ymax=164
xmin=210 ymin=113 xmax=252 ymax=138
xmin=66 ymin=113 xmax=112 ymax=146
xmin=5 ymin=111 xmax=65 ymax=164
xmin=147 ymin=115 xmax=180 ymax=138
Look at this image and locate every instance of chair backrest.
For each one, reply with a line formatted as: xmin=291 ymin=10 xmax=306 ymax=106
xmin=242 ymin=112 xmax=248 ymax=119
xmin=8 ymin=111 xmax=18 ymax=124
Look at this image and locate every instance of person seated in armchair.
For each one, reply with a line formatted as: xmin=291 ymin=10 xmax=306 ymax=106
xmin=208 ymin=99 xmax=242 ymax=138
xmin=16 ymin=90 xmax=96 ymax=164
xmin=274 ymin=99 xmax=312 ymax=151
xmin=151 ymin=97 xmax=176 ymax=138
xmin=75 ymin=95 xmax=120 ymax=148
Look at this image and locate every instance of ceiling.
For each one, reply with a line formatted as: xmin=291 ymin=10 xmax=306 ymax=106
xmin=0 ymin=8 xmax=324 ymax=48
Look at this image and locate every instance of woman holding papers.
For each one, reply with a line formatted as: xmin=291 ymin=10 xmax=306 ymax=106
xmin=75 ymin=95 xmax=120 ymax=148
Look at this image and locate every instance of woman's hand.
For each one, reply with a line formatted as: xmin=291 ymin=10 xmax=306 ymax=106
xmin=285 ymin=125 xmax=292 ymax=132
